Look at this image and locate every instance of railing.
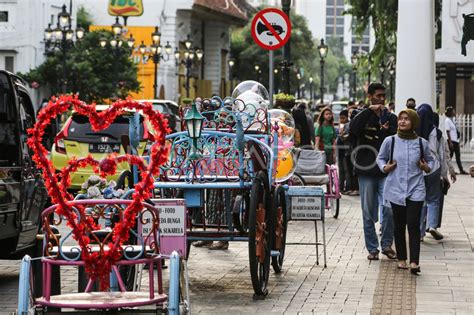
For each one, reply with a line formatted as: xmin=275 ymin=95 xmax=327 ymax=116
xmin=438 ymin=114 xmax=473 ymax=154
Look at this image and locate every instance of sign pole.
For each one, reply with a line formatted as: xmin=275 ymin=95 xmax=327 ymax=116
xmin=269 ymin=49 xmax=274 ymax=109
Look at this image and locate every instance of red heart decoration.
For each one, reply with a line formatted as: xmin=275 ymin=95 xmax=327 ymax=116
xmin=27 ymin=95 xmax=170 ymax=288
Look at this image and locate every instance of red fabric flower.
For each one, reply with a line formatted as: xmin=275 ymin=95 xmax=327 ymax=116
xmin=28 ymin=95 xmax=170 ymax=289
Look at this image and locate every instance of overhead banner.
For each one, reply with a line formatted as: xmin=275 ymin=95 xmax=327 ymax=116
xmin=108 ymin=0 xmax=144 ymax=17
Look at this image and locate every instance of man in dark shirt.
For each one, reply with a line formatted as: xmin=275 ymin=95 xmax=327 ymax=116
xmin=349 ymin=83 xmax=396 ymax=261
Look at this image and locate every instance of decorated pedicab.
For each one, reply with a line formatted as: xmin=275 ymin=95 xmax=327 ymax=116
xmin=17 ymin=96 xmax=188 ymax=314
xmin=153 ymin=81 xmax=297 ymax=298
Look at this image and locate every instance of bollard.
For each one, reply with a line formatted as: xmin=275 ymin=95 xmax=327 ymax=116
xmin=17 ymin=255 xmax=31 ymax=315
xmin=167 ymin=251 xmax=180 ymax=315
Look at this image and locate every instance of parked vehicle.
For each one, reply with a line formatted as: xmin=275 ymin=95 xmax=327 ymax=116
xmin=51 ymin=105 xmax=154 ymax=190
xmin=138 ymin=99 xmax=181 ymax=133
xmin=330 ymin=101 xmax=349 ymax=124
xmin=0 ymin=70 xmax=48 ymax=258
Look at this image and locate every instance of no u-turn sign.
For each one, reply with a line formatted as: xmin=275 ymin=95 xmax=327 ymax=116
xmin=251 ymin=8 xmax=291 ymax=50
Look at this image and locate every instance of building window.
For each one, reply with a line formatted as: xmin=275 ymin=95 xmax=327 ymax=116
xmin=0 ymin=11 xmax=8 ymax=22
xmin=5 ymin=56 xmax=14 ymax=73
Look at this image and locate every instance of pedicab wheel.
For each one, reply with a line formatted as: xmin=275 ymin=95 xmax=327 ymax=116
xmin=248 ymin=171 xmax=272 ymax=298
xmin=233 ymin=192 xmax=250 ymax=233
xmin=330 ymin=198 xmax=340 ymax=219
xmin=329 ymin=174 xmax=340 ymax=219
xmin=271 ymin=185 xmax=288 ymax=274
xmin=116 ymin=170 xmax=133 ymax=189
xmin=289 ymin=173 xmax=306 ymax=186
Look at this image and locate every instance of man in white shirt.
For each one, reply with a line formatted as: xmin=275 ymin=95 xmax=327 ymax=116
xmin=445 ymin=107 xmax=467 ymax=174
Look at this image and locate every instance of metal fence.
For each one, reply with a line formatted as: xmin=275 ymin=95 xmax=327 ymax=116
xmin=439 ymin=114 xmax=474 ymax=154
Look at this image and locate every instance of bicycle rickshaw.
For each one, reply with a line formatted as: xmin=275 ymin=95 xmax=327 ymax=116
xmin=291 ymin=149 xmax=341 ymax=219
xmin=17 ymin=97 xmax=186 ymax=314
xmin=153 ymin=81 xmax=295 ymax=298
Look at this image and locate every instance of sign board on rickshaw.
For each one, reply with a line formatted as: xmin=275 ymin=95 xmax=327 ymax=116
xmin=143 ymin=199 xmax=187 ymax=257
xmin=287 ymin=186 xmax=325 ymax=220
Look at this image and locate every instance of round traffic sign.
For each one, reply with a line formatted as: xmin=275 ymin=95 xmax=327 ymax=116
xmin=251 ymin=8 xmax=291 ymax=50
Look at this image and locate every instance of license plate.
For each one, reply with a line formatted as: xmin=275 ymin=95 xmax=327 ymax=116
xmin=89 ymin=143 xmax=121 ymax=153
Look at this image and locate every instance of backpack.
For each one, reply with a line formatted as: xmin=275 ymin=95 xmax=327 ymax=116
xmin=389 ymin=136 xmax=424 ymax=163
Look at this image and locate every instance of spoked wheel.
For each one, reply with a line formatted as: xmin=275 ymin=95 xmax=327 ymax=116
xmin=288 ymin=173 xmax=306 ymax=186
xmin=248 ymin=171 xmax=272 ymax=298
xmin=271 ymin=185 xmax=288 ymax=273
xmin=233 ymin=192 xmax=250 ymax=233
xmin=328 ymin=171 xmax=340 ymax=219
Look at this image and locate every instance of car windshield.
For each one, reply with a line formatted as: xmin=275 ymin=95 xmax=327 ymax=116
xmin=332 ymin=104 xmax=346 ymax=112
xmin=67 ymin=114 xmax=144 ymax=141
xmin=152 ymin=104 xmax=168 ymax=114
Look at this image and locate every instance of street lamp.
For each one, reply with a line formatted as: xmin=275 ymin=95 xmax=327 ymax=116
xmin=388 ymin=63 xmax=396 ymax=101
xmin=351 ymin=51 xmax=358 ymax=101
xmin=379 ymin=60 xmax=386 ymax=84
xmin=138 ymin=27 xmax=173 ymax=99
xmin=280 ymin=0 xmax=292 ymax=94
xmin=184 ymin=102 xmax=204 ymax=160
xmin=318 ymin=38 xmax=328 ymax=104
xmin=175 ymin=35 xmax=204 ymax=98
xmin=228 ymin=57 xmax=235 ymax=92
xmin=43 ymin=4 xmax=84 ymax=93
xmin=296 ymin=70 xmax=301 ymax=99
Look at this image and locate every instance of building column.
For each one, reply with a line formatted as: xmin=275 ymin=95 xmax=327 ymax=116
xmin=395 ymin=0 xmax=435 ymax=112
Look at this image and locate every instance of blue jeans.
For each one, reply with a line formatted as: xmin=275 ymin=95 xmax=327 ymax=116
xmin=420 ymin=168 xmax=442 ymax=236
xmin=359 ymin=175 xmax=394 ymax=253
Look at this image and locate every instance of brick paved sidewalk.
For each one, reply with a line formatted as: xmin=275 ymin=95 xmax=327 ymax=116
xmin=0 ymin=176 xmax=472 ymax=314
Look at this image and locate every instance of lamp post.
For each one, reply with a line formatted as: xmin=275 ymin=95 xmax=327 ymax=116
xmin=99 ymin=17 xmax=136 ymax=51
xmin=351 ymin=51 xmax=358 ymax=101
xmin=389 ymin=64 xmax=396 ymax=101
xmin=309 ymin=76 xmax=314 ymax=104
xmin=367 ymin=55 xmax=372 ymax=84
xmin=274 ymin=68 xmax=279 ymax=93
xmin=296 ymin=70 xmax=301 ymax=99
xmin=379 ymin=60 xmax=385 ymax=84
xmin=228 ymin=57 xmax=235 ymax=92
xmin=254 ymin=64 xmax=261 ymax=82
xmin=44 ymin=4 xmax=84 ymax=93
xmin=280 ymin=0 xmax=292 ymax=94
xmin=175 ymin=35 xmax=204 ymax=98
xmin=184 ymin=102 xmax=204 ymax=160
xmin=137 ymin=27 xmax=172 ymax=99
xmin=318 ymin=38 xmax=328 ymax=104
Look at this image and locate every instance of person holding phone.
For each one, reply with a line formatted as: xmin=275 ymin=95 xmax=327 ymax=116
xmin=377 ymin=109 xmax=435 ymax=274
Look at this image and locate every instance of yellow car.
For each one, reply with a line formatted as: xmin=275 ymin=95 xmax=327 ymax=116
xmin=51 ymin=106 xmax=154 ymax=190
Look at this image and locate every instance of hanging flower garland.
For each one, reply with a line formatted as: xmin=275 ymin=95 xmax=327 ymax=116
xmin=27 ymin=95 xmax=170 ymax=288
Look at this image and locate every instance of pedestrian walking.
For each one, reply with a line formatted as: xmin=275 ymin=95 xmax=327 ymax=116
xmin=315 ymin=107 xmax=336 ymax=165
xmin=349 ymin=83 xmax=396 ymax=260
xmin=445 ymin=107 xmax=468 ymax=174
xmin=417 ymin=104 xmax=446 ymax=241
xmin=377 ymin=109 xmax=435 ymax=274
xmin=337 ymin=110 xmax=351 ymax=193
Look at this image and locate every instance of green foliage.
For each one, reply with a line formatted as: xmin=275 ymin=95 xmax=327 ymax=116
xmin=274 ymin=93 xmax=295 ymax=102
xmin=345 ymin=0 xmax=442 ymax=67
xmin=77 ymin=6 xmax=93 ymax=31
xmin=22 ymin=30 xmax=140 ymax=103
xmin=231 ymin=10 xmax=350 ymax=97
xmin=181 ymin=97 xmax=193 ymax=105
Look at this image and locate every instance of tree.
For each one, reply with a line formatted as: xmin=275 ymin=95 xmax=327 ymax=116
xmin=22 ymin=30 xmax=140 ymax=103
xmin=77 ymin=6 xmax=93 ymax=31
xmin=345 ymin=0 xmax=442 ymax=69
xmin=230 ymin=9 xmax=351 ymax=99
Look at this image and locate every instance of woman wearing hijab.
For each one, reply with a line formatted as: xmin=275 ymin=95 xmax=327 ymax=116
xmin=417 ymin=104 xmax=447 ymax=241
xmin=377 ymin=109 xmax=435 ymax=274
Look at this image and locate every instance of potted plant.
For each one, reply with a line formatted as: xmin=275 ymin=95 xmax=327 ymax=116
xmin=274 ymin=93 xmax=296 ymax=110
